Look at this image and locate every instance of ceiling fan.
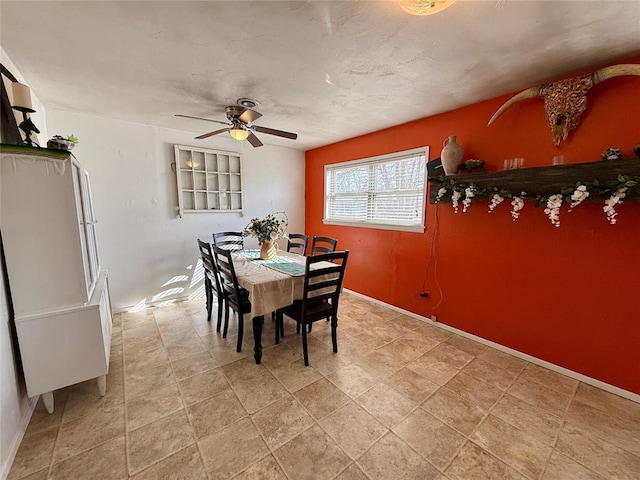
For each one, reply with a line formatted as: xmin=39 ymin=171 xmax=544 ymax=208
xmin=175 ymin=98 xmax=297 ymax=148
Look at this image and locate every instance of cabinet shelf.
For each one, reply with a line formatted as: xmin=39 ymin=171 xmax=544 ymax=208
xmin=428 ymin=158 xmax=640 ymax=203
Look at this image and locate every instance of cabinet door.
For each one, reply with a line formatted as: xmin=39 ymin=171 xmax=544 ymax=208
xmin=81 ymin=169 xmax=100 ymax=292
xmin=72 ymin=164 xmax=99 ymax=297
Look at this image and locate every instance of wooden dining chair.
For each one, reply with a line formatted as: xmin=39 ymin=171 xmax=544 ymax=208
xmin=197 ymin=239 xmax=227 ymax=333
xmin=213 ymin=231 xmax=244 ymax=251
xmin=287 ymin=233 xmax=309 ymax=256
xmin=212 ymin=245 xmax=252 ymax=352
xmin=310 ymin=236 xmax=338 ymax=256
xmin=275 ymin=250 xmax=349 ymax=366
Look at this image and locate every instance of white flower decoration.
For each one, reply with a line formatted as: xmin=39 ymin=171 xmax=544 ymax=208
xmin=462 ymin=186 xmax=476 ymax=213
xmin=603 ymin=187 xmax=627 ymax=224
xmin=451 ymin=190 xmax=462 ymax=213
xmin=436 ymin=187 xmax=447 ymax=203
xmin=488 ymin=193 xmax=504 ymax=213
xmin=544 ymin=194 xmax=563 ymax=227
xmin=510 ymin=196 xmax=524 ymax=221
xmin=568 ymin=184 xmax=590 ymax=212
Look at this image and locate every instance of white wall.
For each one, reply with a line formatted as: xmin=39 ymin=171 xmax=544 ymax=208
xmin=45 ymin=109 xmax=305 ymax=311
xmin=0 ymin=48 xmax=41 ymax=480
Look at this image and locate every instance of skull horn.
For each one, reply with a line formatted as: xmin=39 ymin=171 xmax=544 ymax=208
xmin=487 ymin=86 xmax=541 ymax=126
xmin=592 ymin=63 xmax=640 ymax=84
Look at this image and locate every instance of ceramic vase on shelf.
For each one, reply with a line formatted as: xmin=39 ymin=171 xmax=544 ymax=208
xmin=441 ymin=135 xmax=464 ymax=175
xmin=260 ymin=240 xmax=277 ymax=260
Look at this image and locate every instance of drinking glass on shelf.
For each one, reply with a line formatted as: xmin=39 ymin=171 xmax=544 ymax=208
xmin=503 ymin=159 xmax=511 ymax=170
xmin=552 ymin=155 xmax=565 ymax=165
xmin=514 ymin=157 xmax=525 ymax=168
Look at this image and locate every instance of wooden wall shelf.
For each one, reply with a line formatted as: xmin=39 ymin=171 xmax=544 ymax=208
xmin=428 ymin=158 xmax=640 ymax=203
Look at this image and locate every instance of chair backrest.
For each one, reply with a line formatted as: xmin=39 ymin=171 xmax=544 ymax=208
xmin=311 ymin=236 xmax=338 ymax=256
xmin=287 ymin=233 xmax=309 ymax=256
xmin=213 ymin=231 xmax=244 ymax=251
xmin=197 ymin=239 xmax=222 ymax=294
xmin=211 ymin=245 xmax=243 ymax=301
xmin=301 ymin=250 xmax=349 ymax=317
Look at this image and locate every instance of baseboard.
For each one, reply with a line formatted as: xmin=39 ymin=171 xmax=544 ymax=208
xmin=0 ymin=395 xmax=38 ymax=480
xmin=343 ymin=288 xmax=640 ymax=404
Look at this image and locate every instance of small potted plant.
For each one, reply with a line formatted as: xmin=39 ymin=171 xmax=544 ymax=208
xmin=458 ymin=159 xmax=485 ymax=173
xmin=601 ymin=147 xmax=622 ymax=161
xmin=47 ymin=134 xmax=79 ymax=151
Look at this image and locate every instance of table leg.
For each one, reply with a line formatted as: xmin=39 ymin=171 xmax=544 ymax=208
xmin=253 ymin=315 xmax=264 ymax=364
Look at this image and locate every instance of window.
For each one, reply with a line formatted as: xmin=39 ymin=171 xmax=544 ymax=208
xmin=324 ymin=147 xmax=428 ymax=232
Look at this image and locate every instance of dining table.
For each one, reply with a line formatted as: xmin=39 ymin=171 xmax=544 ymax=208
xmin=231 ymin=249 xmax=309 ymax=364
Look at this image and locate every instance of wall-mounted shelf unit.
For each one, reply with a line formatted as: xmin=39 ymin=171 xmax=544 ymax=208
xmin=428 ymin=158 xmax=640 ymax=203
xmin=174 ymin=145 xmax=243 ymax=217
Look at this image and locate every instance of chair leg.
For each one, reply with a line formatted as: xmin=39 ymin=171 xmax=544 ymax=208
xmin=296 ymin=322 xmax=312 ymax=334
xmin=222 ymin=301 xmax=230 ymax=338
xmin=204 ymin=278 xmax=212 ymax=322
xmin=236 ymin=314 xmax=244 ymax=353
xmin=216 ymin=293 xmax=224 ymax=332
xmin=301 ymin=322 xmax=309 ymax=366
xmin=331 ymin=315 xmax=338 ymax=353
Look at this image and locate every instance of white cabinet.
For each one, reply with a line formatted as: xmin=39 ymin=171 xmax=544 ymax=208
xmin=174 ymin=145 xmax=243 ymax=216
xmin=1 ymin=145 xmax=112 ymax=412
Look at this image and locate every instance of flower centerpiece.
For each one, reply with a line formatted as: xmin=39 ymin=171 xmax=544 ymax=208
xmin=243 ymin=212 xmax=288 ymax=259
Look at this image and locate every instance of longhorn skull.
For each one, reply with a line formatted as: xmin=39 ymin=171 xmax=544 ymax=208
xmin=487 ymin=64 xmax=640 ymax=145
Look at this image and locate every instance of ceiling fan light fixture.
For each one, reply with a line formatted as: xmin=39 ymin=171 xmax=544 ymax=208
xmin=399 ymin=0 xmax=456 ymax=16
xmin=229 ymin=127 xmax=249 ymax=141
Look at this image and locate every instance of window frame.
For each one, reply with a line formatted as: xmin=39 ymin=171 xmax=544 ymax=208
xmin=323 ymin=146 xmax=429 ymax=233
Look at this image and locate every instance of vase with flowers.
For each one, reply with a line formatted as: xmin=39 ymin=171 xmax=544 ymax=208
xmin=242 ymin=212 xmax=288 ymax=260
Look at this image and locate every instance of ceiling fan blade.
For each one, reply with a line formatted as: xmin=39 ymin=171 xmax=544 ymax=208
xmin=246 ymin=131 xmax=263 ymax=148
xmin=253 ymin=125 xmax=298 ymax=140
xmin=195 ymin=128 xmax=229 ymax=140
xmin=239 ymin=109 xmax=262 ymax=124
xmin=175 ymin=114 xmax=230 ymax=126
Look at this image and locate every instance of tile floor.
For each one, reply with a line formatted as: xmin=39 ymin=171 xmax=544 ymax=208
xmin=8 ymin=293 xmax=640 ymax=479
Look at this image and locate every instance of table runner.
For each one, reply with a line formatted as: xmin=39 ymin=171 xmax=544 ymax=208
xmin=237 ymin=249 xmax=261 ymax=260
xmin=236 ymin=249 xmax=306 ymax=276
xmin=232 ymin=250 xmax=336 ymax=317
xmin=232 ymin=250 xmax=302 ymax=317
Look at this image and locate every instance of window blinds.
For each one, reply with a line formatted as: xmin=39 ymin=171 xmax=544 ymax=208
xmin=324 ymin=150 xmax=427 ymax=230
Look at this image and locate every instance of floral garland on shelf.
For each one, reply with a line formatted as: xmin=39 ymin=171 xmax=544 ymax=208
xmin=434 ymin=174 xmax=640 ymax=226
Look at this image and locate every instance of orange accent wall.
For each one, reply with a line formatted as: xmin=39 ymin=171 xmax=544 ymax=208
xmin=305 ymin=55 xmax=640 ymax=394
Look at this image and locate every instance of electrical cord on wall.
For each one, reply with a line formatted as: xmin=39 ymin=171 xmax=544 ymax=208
xmin=421 ymin=202 xmax=444 ymax=313
xmin=431 ymin=204 xmax=444 ymax=312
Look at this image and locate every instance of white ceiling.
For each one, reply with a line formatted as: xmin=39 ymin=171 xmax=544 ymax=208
xmin=1 ymin=1 xmax=639 ymax=151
